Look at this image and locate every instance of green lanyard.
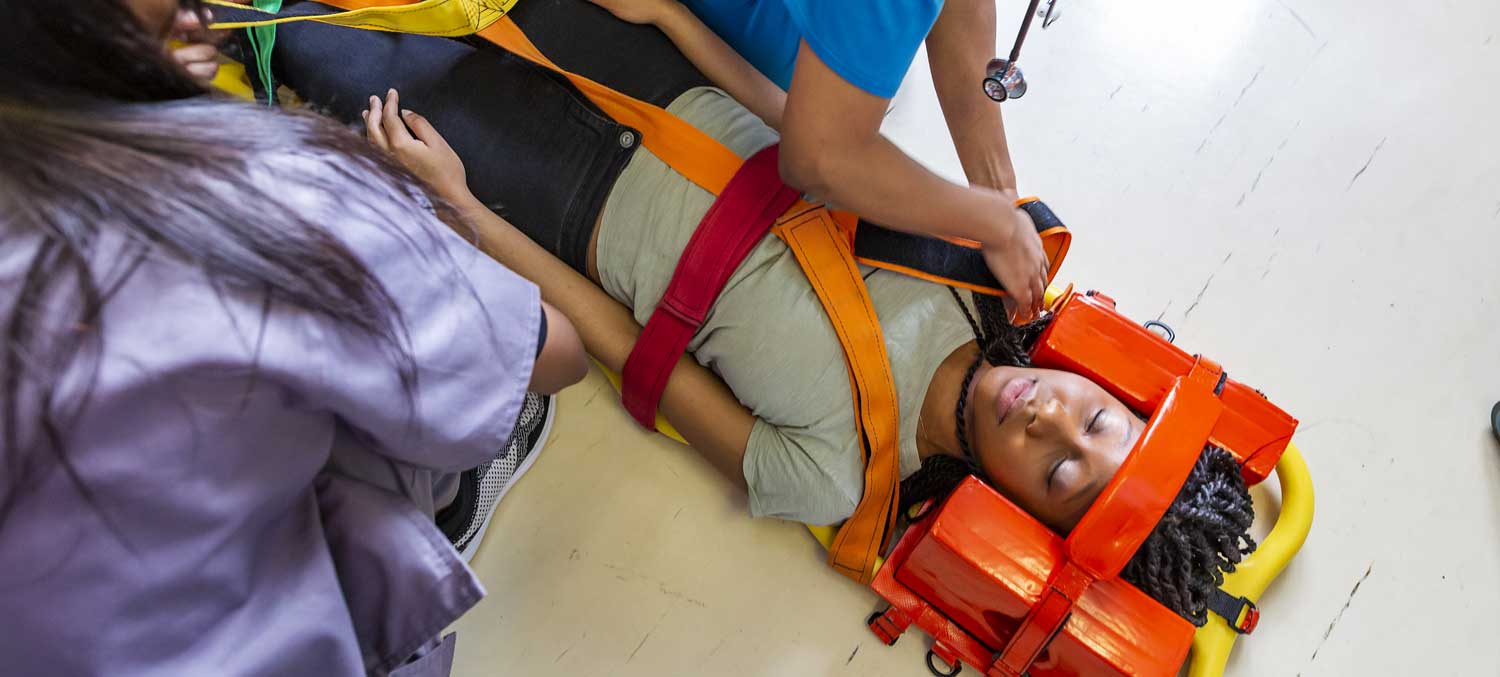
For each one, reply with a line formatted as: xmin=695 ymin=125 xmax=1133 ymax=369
xmin=245 ymin=0 xmax=284 ymax=105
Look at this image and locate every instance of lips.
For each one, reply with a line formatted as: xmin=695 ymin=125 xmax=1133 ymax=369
xmin=996 ymin=376 xmax=1037 ymax=423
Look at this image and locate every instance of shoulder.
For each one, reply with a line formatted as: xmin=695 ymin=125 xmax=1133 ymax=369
xmin=781 ymin=0 xmax=943 ymax=97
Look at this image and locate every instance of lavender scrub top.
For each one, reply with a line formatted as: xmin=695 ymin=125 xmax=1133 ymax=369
xmin=0 ymin=149 xmax=540 ymax=676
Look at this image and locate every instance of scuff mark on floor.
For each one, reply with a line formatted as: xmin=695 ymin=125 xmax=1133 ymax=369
xmin=1183 ymin=254 xmax=1232 ymax=319
xmin=1307 ymin=563 xmax=1375 ymax=664
xmin=1232 ymin=66 xmax=1265 ymax=108
xmin=1109 ymin=84 xmax=1123 ymax=99
xmin=582 ymin=388 xmax=601 ymax=407
xmin=1346 ymin=137 xmax=1387 ymax=190
xmin=1261 ymin=252 xmax=1278 ymax=280
xmin=1251 ymin=151 xmax=1277 ymax=193
xmin=1156 ymin=301 xmax=1173 ymax=322
xmin=627 ymin=612 xmax=669 ymax=663
xmin=1236 ymin=193 xmax=1247 ymax=208
xmin=603 ymin=564 xmax=708 ymax=608
xmin=1196 ymin=113 xmax=1229 ymax=154
xmin=555 ymin=645 xmax=572 ymax=663
xmin=846 ymin=644 xmax=861 ymax=665
xmin=1275 ymin=0 xmax=1318 ymax=39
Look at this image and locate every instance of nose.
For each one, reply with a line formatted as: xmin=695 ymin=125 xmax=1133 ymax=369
xmin=1025 ymin=397 xmax=1070 ymax=438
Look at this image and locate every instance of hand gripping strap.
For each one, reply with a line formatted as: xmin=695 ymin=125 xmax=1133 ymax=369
xmin=620 ymin=145 xmax=799 ymax=429
xmin=773 ymin=209 xmax=902 ymax=584
xmin=850 ymin=199 xmax=1071 ymax=298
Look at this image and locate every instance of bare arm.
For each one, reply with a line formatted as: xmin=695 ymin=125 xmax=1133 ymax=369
xmin=448 ymin=197 xmax=752 ymax=487
xmin=529 ymin=303 xmax=589 ymax=394
xmin=365 ymin=90 xmax=753 ymax=486
xmin=779 ymin=43 xmax=1047 ymax=320
xmin=590 ymin=0 xmax=786 ymax=129
xmin=925 ymin=0 xmax=1017 ymax=191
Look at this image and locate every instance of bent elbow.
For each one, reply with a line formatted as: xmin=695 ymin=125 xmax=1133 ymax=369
xmin=777 ymin=141 xmax=832 ymax=198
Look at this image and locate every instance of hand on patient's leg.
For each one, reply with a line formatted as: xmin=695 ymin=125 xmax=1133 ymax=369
xmin=363 ymin=89 xmax=477 ymax=209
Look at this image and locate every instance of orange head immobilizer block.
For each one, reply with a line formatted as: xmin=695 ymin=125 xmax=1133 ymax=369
xmin=867 ymin=291 xmax=1298 ymax=676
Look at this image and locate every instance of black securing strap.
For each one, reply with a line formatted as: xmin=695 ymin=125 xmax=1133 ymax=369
xmin=1207 ymin=588 xmax=1259 ymax=634
xmin=852 ymin=200 xmax=1064 ymax=294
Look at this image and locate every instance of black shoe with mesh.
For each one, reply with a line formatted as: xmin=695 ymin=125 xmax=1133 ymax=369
xmin=436 ymin=391 xmax=555 ymax=561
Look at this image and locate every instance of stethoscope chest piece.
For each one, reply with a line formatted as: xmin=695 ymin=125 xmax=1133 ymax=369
xmin=984 ymin=59 xmax=1028 ymax=102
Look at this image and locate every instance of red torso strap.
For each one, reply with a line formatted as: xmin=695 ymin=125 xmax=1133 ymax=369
xmin=620 ymin=145 xmax=800 ymax=429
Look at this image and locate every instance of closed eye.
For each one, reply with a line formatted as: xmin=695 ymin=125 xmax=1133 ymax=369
xmin=1047 ymin=457 xmax=1064 ymax=489
xmin=1086 ymin=409 xmax=1104 ymax=434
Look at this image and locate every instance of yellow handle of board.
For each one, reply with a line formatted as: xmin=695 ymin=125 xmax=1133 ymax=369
xmin=204 ymin=0 xmax=516 ymax=37
xmin=1188 ymin=443 xmax=1315 ymax=676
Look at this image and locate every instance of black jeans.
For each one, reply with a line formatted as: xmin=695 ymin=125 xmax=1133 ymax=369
xmin=262 ymin=0 xmax=710 ymax=273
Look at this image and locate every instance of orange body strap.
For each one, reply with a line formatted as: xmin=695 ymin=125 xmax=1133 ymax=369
xmin=469 ymin=14 xmax=899 ymax=582
xmin=312 ymin=3 xmax=940 ymax=582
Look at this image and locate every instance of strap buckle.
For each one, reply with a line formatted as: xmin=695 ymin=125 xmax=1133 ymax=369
xmin=1209 ymin=589 xmax=1260 ymax=635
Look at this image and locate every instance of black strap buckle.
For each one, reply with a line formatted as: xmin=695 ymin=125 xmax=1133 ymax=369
xmin=1208 ymin=588 xmax=1260 ymax=634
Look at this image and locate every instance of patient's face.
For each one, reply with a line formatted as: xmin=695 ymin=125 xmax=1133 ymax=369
xmin=967 ymin=366 xmax=1142 ymax=533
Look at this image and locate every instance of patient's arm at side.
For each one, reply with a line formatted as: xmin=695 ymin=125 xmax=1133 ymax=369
xmin=451 ymin=199 xmax=753 ymax=488
xmin=589 ymin=0 xmax=786 ymax=129
xmin=367 ymin=94 xmax=753 ymax=487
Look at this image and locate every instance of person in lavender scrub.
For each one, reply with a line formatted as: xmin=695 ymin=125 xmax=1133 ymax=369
xmin=0 ymin=1 xmax=587 ymax=675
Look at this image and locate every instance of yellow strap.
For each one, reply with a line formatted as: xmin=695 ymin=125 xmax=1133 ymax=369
xmin=205 ymin=0 xmax=515 ymax=37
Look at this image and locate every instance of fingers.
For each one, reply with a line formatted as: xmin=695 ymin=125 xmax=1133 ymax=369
xmin=399 ymin=109 xmax=449 ymax=151
xmin=183 ymin=59 xmax=219 ymax=82
xmin=364 ymin=95 xmax=388 ymax=149
xmin=170 ymin=8 xmax=206 ymax=41
xmin=379 ymin=89 xmax=416 ymax=148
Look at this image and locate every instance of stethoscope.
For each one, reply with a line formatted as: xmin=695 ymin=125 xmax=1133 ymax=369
xmin=983 ymin=0 xmax=1062 ymax=102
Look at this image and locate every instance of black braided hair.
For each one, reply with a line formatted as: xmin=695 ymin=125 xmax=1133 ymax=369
xmin=900 ymin=291 xmax=1258 ymax=625
xmin=1121 ymin=446 xmax=1257 ymax=626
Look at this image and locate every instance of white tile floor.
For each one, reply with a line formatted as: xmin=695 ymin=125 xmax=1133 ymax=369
xmin=453 ymin=0 xmax=1500 ymax=674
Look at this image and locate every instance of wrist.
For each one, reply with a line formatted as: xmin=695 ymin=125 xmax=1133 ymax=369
xmin=978 ymin=197 xmax=1026 ymax=248
xmin=447 ymin=191 xmax=487 ymax=219
xmin=654 ymin=1 xmax=689 ymax=31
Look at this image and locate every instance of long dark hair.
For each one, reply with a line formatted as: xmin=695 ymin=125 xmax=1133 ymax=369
xmin=0 ymin=1 xmax=449 ymax=530
xmin=901 ymin=292 xmax=1258 ymax=626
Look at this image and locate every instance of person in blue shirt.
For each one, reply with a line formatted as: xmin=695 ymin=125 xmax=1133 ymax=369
xmin=589 ymin=0 xmax=1048 ymax=322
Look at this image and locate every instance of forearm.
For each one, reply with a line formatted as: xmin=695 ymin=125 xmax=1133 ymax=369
xmin=653 ymin=1 xmax=786 ymax=129
xmin=926 ymin=0 xmax=1017 ymax=192
xmin=450 ymin=200 xmax=752 ymax=487
xmin=785 ymin=128 xmax=1017 ymax=246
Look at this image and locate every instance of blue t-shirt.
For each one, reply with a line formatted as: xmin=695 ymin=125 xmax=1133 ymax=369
xmin=683 ymin=0 xmax=945 ymax=98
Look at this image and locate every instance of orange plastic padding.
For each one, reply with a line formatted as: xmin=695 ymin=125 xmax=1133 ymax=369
xmin=1031 ymin=292 xmax=1298 ymax=484
xmin=989 ymin=359 xmax=1222 ymax=675
xmin=1064 ymin=359 xmax=1225 ymax=578
xmin=882 ymin=477 xmax=1195 ymax=677
xmin=773 ymin=208 xmax=903 ymax=583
